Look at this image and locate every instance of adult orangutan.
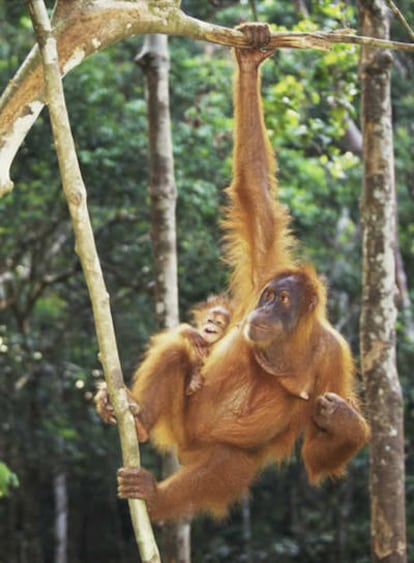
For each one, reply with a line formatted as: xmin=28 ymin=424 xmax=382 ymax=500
xmin=113 ymin=23 xmax=369 ymax=523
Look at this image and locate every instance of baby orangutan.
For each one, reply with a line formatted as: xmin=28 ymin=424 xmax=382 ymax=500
xmin=185 ymin=295 xmax=232 ymax=394
xmin=95 ymin=294 xmax=232 ymax=441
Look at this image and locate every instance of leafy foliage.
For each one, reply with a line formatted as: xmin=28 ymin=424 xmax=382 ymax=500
xmin=0 ymin=462 xmax=19 ymax=497
xmin=0 ymin=0 xmax=413 ymax=561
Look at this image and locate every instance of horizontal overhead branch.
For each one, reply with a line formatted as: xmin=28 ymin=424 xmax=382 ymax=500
xmin=1 ymin=0 xmax=413 ymax=196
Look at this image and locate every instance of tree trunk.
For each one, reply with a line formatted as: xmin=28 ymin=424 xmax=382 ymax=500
xmin=358 ymin=1 xmax=407 ymax=562
xmin=136 ymin=33 xmax=191 ymax=563
xmin=53 ymin=471 xmax=68 ymax=563
xmin=241 ymin=493 xmax=252 ymax=563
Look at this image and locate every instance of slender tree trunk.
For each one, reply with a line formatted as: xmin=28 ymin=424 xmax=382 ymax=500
xmin=241 ymin=493 xmax=252 ymax=563
xmin=136 ymin=33 xmax=191 ymax=563
xmin=337 ymin=479 xmax=353 ymax=561
xmin=52 ymin=369 xmax=68 ymax=563
xmin=358 ymin=1 xmax=407 ymax=562
xmin=53 ymin=471 xmax=68 ymax=563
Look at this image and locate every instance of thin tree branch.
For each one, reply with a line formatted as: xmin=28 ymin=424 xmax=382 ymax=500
xmin=25 ymin=1 xmax=160 ymax=561
xmin=266 ymin=28 xmax=414 ymax=52
xmin=385 ymin=0 xmax=414 ymax=41
xmin=248 ymin=0 xmax=258 ymax=21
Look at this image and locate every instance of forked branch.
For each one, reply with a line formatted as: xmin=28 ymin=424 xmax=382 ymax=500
xmin=1 ymin=0 xmax=414 ymax=196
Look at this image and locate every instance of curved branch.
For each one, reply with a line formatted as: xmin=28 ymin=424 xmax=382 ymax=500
xmin=1 ymin=0 xmax=414 ymax=196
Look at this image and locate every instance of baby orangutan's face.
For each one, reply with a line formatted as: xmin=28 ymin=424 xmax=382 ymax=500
xmin=200 ymin=306 xmax=230 ymax=344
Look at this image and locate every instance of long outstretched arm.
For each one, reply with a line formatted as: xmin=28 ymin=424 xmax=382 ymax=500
xmin=222 ymin=24 xmax=295 ymax=314
xmin=233 ymin=29 xmax=276 ymax=203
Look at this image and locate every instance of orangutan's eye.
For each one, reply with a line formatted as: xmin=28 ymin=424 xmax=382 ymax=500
xmin=278 ymin=291 xmax=290 ymax=305
xmin=262 ymin=288 xmax=275 ymax=303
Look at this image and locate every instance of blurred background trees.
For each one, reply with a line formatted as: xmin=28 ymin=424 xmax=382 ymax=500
xmin=0 ymin=0 xmax=413 ymax=561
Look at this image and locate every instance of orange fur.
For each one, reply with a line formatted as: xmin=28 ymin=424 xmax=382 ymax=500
xmin=130 ymin=294 xmax=232 ymax=449
xmin=118 ymin=25 xmax=370 ymax=523
xmin=190 ymin=293 xmax=233 ymax=327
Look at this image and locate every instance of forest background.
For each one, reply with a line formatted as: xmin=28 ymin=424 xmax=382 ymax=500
xmin=0 ymin=0 xmax=413 ymax=562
